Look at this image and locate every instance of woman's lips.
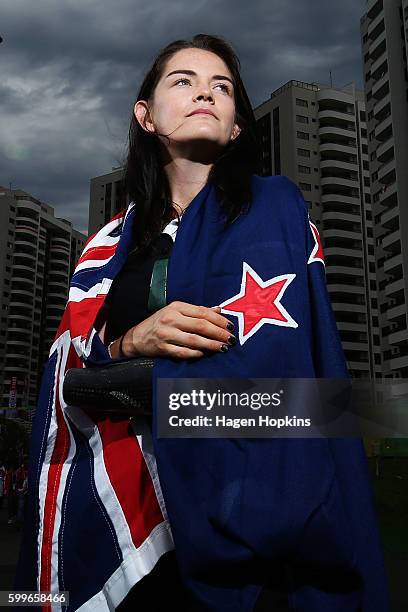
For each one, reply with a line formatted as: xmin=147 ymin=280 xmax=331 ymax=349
xmin=188 ymin=110 xmax=217 ymax=118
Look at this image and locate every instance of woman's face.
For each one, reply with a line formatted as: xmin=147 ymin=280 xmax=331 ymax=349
xmin=134 ymin=47 xmax=241 ymax=159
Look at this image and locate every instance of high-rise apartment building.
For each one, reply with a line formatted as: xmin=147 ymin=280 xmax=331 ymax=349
xmin=0 ymin=186 xmax=86 ymax=420
xmin=254 ymin=80 xmax=380 ymax=379
xmin=88 ymin=167 xmax=128 ymax=235
xmin=360 ymin=0 xmax=408 ymax=377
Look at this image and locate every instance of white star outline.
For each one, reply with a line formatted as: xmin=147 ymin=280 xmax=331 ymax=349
xmin=307 ymin=214 xmax=325 ymax=266
xmin=216 ymin=261 xmax=298 ymax=346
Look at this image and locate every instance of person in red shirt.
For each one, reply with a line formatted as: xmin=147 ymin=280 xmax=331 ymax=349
xmin=15 ymin=460 xmax=28 ymax=527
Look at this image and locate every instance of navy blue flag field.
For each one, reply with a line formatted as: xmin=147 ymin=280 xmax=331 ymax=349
xmin=14 ymin=175 xmax=391 ymax=611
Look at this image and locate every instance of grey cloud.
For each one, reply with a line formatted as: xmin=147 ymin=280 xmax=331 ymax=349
xmin=1 ymin=0 xmax=368 ymax=237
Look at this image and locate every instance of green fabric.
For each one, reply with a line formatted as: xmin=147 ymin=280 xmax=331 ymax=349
xmin=148 ymin=257 xmax=169 ymax=312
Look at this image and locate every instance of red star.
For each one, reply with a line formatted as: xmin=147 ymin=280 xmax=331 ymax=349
xmin=307 ymin=215 xmax=325 ymax=265
xmin=218 ymin=262 xmax=298 ymax=345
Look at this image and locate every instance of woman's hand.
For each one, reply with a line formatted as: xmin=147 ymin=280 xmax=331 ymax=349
xmin=117 ymin=301 xmax=236 ymax=359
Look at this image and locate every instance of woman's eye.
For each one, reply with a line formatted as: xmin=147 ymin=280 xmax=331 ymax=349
xmin=215 ymin=83 xmax=230 ymax=93
xmin=174 ymin=78 xmax=230 ymax=93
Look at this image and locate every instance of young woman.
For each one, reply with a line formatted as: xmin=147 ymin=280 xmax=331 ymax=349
xmin=15 ymin=34 xmax=391 ymax=612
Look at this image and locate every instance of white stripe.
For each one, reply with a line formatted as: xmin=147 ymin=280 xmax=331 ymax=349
xmin=130 ymin=417 xmax=171 ymax=524
xmin=76 ymin=522 xmax=174 ymax=612
xmin=49 ymin=334 xmax=77 ymax=608
xmin=73 ymin=255 xmax=116 ymax=274
xmin=69 ymin=325 xmax=104 ymax=363
xmin=161 ymin=218 xmax=179 ymax=242
xmin=64 ymin=404 xmax=135 ymax=554
xmin=37 ymin=331 xmax=75 ymax=603
xmin=68 ymin=279 xmax=112 ymax=304
xmin=80 ymin=201 xmax=135 ymax=258
xmin=81 ymin=221 xmax=122 ymax=257
xmin=64 ymin=401 xmax=173 ymax=559
xmin=37 ymin=345 xmax=62 ymax=591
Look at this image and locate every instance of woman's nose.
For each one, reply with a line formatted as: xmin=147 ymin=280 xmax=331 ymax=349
xmin=194 ymin=89 xmax=213 ymax=102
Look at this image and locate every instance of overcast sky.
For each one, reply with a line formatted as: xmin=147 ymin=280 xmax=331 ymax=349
xmin=1 ymin=0 xmax=368 ymax=235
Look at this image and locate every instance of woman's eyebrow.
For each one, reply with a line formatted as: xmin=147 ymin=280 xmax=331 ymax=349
xmin=165 ymin=69 xmax=234 ymax=86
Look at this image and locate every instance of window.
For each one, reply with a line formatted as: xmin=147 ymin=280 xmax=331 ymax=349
xmin=296 ymin=115 xmax=309 ymax=124
xmin=297 ymin=148 xmax=310 ymax=158
xmin=297 ymin=131 xmax=309 ymax=140
xmin=298 ymin=165 xmax=311 ymax=174
xmin=299 ymin=182 xmax=311 ymax=191
xmin=296 ymin=98 xmax=308 ymax=107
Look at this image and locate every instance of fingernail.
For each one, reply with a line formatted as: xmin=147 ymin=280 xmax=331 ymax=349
xmin=220 ymin=344 xmax=229 ymax=352
xmin=227 ymin=336 xmax=237 ymax=346
xmin=227 ymin=322 xmax=234 ymax=331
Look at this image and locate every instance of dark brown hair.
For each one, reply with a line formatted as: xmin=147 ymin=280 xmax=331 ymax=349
xmin=123 ymin=33 xmax=261 ymax=256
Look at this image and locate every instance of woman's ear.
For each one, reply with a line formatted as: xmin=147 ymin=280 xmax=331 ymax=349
xmin=231 ymin=124 xmax=242 ymax=141
xmin=134 ymin=101 xmax=155 ymax=134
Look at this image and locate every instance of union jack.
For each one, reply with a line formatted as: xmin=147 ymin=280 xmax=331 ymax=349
xmin=15 ymin=202 xmax=174 ymax=611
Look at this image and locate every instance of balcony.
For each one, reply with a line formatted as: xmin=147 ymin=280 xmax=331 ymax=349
xmin=322 ymin=211 xmax=361 ymax=224
xmin=368 ymin=28 xmax=386 ymax=57
xmin=373 ymin=91 xmax=391 ymax=119
xmin=325 ymin=265 xmax=364 ymax=276
xmin=386 ymin=303 xmax=406 ymax=322
xmin=376 ymin=137 xmax=393 ymax=163
xmin=378 ymin=160 xmax=395 ymax=185
xmin=318 ymin=126 xmax=357 ymax=141
xmin=327 ymin=284 xmax=365 ymax=295
xmin=321 ymin=193 xmax=360 ymax=206
xmin=324 ymin=247 xmax=363 ymax=260
xmin=321 ymin=176 xmax=359 ymax=191
xmin=331 ymin=302 xmax=366 ymax=313
xmin=375 ymin=115 xmax=392 ymax=142
xmin=318 ymin=109 xmax=355 ymax=126
xmin=15 ymin=215 xmax=39 ymax=227
xmin=320 ymin=159 xmax=358 ymax=173
xmin=385 ymin=278 xmax=404 ymax=297
xmin=367 ymin=11 xmax=385 ymax=40
xmin=383 ymin=252 xmax=402 ymax=273
xmin=388 ymin=354 xmax=408 ymax=370
xmin=320 ymin=144 xmax=357 ymax=159
xmin=379 ymin=182 xmax=397 ymax=204
xmin=381 ymin=205 xmax=399 ymax=229
xmin=372 ymin=73 xmax=389 ymax=99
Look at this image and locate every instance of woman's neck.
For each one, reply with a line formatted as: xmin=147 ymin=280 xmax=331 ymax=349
xmin=163 ymin=160 xmax=212 ymax=214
